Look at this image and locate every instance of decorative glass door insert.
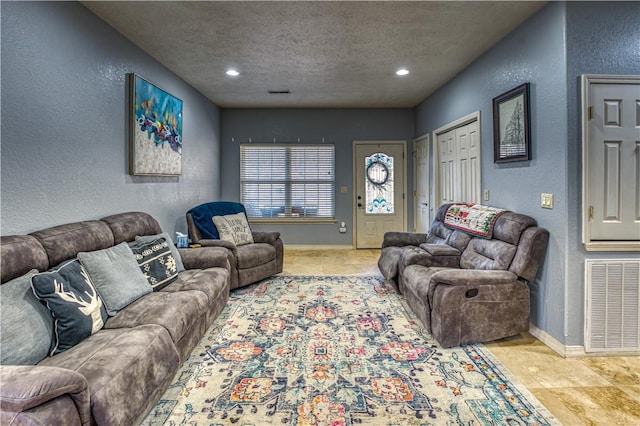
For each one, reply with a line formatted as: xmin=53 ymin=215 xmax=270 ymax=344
xmin=365 ymin=152 xmax=394 ymax=214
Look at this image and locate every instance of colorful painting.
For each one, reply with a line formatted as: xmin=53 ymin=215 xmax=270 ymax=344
xmin=129 ymin=73 xmax=183 ymax=175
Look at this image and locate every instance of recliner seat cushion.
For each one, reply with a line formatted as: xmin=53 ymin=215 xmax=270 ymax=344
xmin=103 ymin=290 xmax=208 ymax=344
xmin=236 ymin=243 xmax=275 ymax=269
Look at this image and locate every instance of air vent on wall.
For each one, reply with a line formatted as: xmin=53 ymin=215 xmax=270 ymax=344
xmin=268 ymin=90 xmax=290 ymax=94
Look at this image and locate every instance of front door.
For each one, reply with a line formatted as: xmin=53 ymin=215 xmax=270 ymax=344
xmin=354 ymin=142 xmax=406 ymax=248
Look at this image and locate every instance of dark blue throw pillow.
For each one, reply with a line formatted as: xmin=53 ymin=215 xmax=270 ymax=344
xmin=31 ymin=259 xmax=108 ymax=355
xmin=130 ymin=237 xmax=179 ymax=291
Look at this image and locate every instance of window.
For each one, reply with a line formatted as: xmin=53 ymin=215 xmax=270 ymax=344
xmin=240 ymin=144 xmax=335 ymax=221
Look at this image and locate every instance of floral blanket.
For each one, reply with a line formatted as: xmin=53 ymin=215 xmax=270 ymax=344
xmin=443 ymin=203 xmax=507 ymax=238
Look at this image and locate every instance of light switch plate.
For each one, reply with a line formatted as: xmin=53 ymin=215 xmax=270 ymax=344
xmin=541 ymin=193 xmax=553 ymax=209
xmin=340 ymin=186 xmax=348 ymax=193
xmin=483 ymin=189 xmax=490 ymax=201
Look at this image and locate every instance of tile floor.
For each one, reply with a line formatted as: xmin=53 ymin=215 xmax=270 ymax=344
xmin=282 ymin=247 xmax=640 ymax=426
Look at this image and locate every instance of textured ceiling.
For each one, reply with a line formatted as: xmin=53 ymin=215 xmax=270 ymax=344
xmin=83 ymin=1 xmax=546 ymax=108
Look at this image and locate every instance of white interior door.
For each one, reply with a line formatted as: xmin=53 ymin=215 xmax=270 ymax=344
xmin=587 ymin=80 xmax=640 ymax=241
xmin=414 ymin=135 xmax=431 ymax=232
xmin=435 ymin=113 xmax=481 ymax=207
xmin=354 ymin=142 xmax=406 ymax=248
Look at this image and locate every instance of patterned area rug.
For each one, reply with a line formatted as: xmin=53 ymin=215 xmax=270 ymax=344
xmin=142 ymin=275 xmax=559 ymax=425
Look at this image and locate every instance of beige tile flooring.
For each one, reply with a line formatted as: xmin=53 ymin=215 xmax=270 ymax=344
xmin=282 ymin=248 xmax=640 ymax=426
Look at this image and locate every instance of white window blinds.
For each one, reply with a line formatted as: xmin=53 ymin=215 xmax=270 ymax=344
xmin=240 ymin=144 xmax=335 ymax=219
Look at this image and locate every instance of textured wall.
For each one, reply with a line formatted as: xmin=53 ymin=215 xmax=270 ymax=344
xmin=414 ymin=3 xmax=569 ymax=343
xmin=220 ymin=108 xmax=414 ymax=245
xmin=564 ymin=1 xmax=640 ymax=346
xmin=1 ymin=2 xmax=221 ymax=236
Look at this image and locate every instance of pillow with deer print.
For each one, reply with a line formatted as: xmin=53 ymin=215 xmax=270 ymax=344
xmin=31 ymin=259 xmax=108 ymax=355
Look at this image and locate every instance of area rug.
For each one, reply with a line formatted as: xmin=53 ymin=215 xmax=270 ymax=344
xmin=142 ymin=275 xmax=559 ymax=426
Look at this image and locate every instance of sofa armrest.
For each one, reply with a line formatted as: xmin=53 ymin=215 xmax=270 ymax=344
xmin=178 ymin=246 xmax=231 ymax=270
xmin=0 ymin=365 xmax=90 ymax=425
xmin=430 ymin=269 xmax=518 ymax=287
xmin=252 ymin=231 xmax=281 ymax=245
xmin=382 ymin=232 xmax=428 ymax=248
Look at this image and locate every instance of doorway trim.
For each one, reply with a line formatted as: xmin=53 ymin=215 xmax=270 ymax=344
xmin=432 ymin=110 xmax=481 ymax=208
xmin=581 ymin=74 xmax=640 ymax=251
xmin=413 ymin=133 xmax=431 ymax=232
xmin=352 ymin=140 xmax=407 ymax=248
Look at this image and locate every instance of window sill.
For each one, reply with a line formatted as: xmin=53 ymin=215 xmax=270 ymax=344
xmin=249 ymin=218 xmax=336 ymax=225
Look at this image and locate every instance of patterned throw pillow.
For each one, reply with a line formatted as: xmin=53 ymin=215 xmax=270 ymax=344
xmin=130 ymin=237 xmax=178 ymax=291
xmin=213 ymin=212 xmax=254 ymax=246
xmin=31 ymin=259 xmax=108 ymax=355
xmin=135 ymin=232 xmax=185 ymax=272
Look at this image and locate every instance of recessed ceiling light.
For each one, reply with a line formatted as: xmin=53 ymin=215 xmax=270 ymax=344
xmin=226 ymin=69 xmax=240 ymax=77
xmin=396 ymin=68 xmax=410 ymax=76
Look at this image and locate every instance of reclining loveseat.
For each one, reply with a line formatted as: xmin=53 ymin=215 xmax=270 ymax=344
xmin=378 ymin=203 xmax=549 ymax=347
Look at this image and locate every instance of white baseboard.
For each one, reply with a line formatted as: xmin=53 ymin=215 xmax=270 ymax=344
xmin=284 ymin=244 xmax=355 ymax=250
xmin=528 ymin=323 xmax=586 ymax=358
xmin=528 ymin=323 xmax=640 ymax=357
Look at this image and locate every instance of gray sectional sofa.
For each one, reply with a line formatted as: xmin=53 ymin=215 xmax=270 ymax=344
xmin=378 ymin=203 xmax=549 ymax=348
xmin=0 ymin=212 xmax=231 ymax=425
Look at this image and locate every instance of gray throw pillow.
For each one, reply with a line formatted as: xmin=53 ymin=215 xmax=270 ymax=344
xmin=135 ymin=232 xmax=185 ymax=272
xmin=78 ymin=242 xmax=152 ymax=316
xmin=0 ymin=269 xmax=54 ymax=365
xmin=31 ymin=259 xmax=108 ymax=355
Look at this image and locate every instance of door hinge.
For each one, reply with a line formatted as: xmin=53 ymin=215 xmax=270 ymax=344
xmin=588 ymin=106 xmax=594 ymax=120
xmin=589 ymin=206 xmax=593 ymax=220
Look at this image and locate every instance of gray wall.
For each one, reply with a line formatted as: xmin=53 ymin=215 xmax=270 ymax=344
xmin=564 ymin=1 xmax=640 ymax=346
xmin=415 ymin=1 xmax=640 ymax=347
xmin=415 ymin=3 xmax=569 ymax=342
xmin=220 ymin=108 xmax=414 ymax=245
xmin=1 ymin=1 xmax=221 ymax=236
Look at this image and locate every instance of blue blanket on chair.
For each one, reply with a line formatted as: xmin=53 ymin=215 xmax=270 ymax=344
xmin=188 ymin=201 xmax=248 ymax=239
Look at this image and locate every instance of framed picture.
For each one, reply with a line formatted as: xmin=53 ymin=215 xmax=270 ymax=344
xmin=492 ymin=83 xmax=531 ymax=163
xmin=129 ymin=73 xmax=183 ymax=175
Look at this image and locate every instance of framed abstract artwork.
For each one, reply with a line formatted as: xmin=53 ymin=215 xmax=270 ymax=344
xmin=129 ymin=73 xmax=183 ymax=175
xmin=492 ymin=83 xmax=531 ymax=163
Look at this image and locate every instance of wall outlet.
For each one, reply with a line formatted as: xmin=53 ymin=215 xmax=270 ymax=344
xmin=339 ymin=221 xmax=347 ymax=233
xmin=541 ymin=193 xmax=553 ymax=209
xmin=340 ymin=186 xmax=348 ymax=194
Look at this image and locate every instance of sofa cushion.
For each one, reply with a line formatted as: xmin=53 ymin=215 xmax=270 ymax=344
xmin=161 ymin=268 xmax=228 ymax=306
xmin=100 ymin=211 xmax=163 ymax=245
xmin=130 ymin=237 xmax=178 ymax=291
xmin=135 ymin=232 xmax=185 ymax=272
xmin=0 ymin=235 xmax=49 ymax=284
xmin=213 ymin=213 xmax=254 ymax=246
xmin=31 ymin=259 xmax=108 ymax=355
xmin=0 ymin=269 xmax=54 ymax=365
xmin=78 ymin=242 xmax=152 ymax=316
xmin=30 ymin=221 xmax=114 ymax=268
xmin=237 ymin=243 xmax=275 ymax=269
xmin=460 ymin=238 xmax=517 ymax=271
xmin=38 ymin=325 xmax=180 ymax=426
xmin=103 ymin=290 xmax=208 ymax=344
xmin=492 ymin=212 xmax=537 ymax=245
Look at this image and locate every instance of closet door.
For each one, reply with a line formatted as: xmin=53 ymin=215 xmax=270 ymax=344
xmin=436 ymin=115 xmax=481 ymax=206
